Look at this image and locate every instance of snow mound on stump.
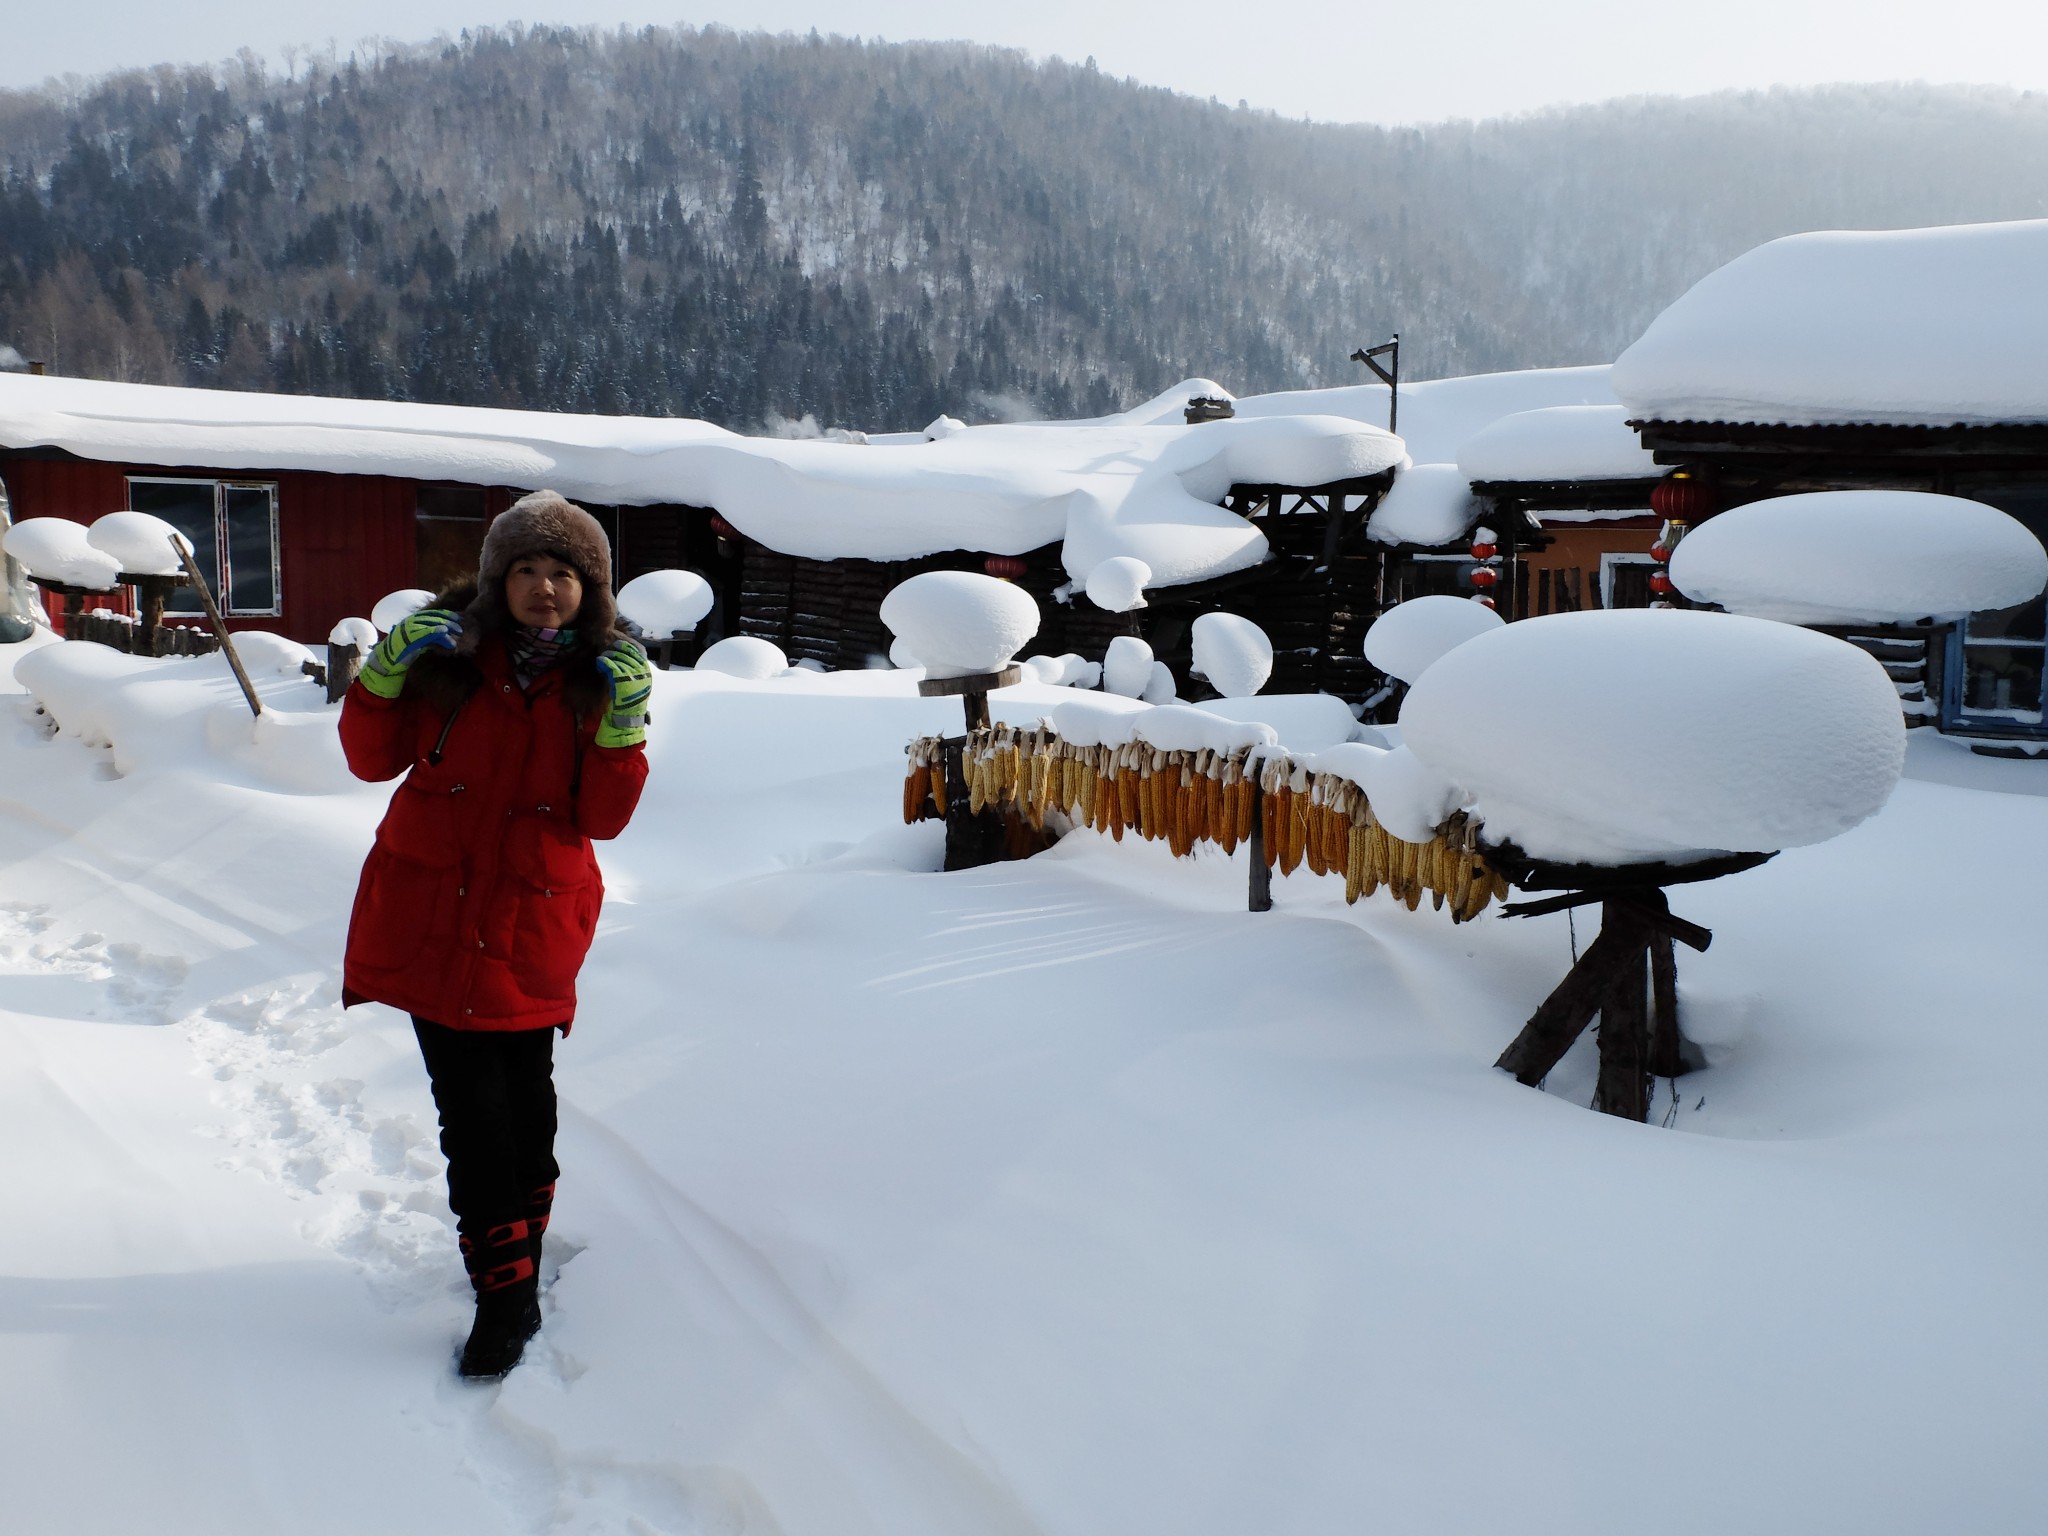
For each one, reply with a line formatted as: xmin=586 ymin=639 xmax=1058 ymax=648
xmin=618 ymin=569 xmax=714 ymax=636
xmin=1189 ymin=612 xmax=1272 ymax=697
xmin=231 ymin=631 xmax=318 ymax=677
xmin=695 ymin=636 xmax=788 ymax=679
xmin=1401 ymin=609 xmax=1905 ymax=864
xmin=3 ymin=518 xmax=122 ymax=589
xmin=84 ymin=511 xmax=186 ymax=575
xmin=1085 ymin=557 xmax=1152 ymax=612
xmin=879 ymin=571 xmax=1040 ymax=680
xmin=1670 ymin=490 xmax=2048 ymax=624
xmin=1102 ymin=635 xmax=1154 ymax=698
xmin=1364 ymin=594 xmax=1504 ymax=684
xmin=328 ymin=617 xmax=378 ymax=650
xmin=370 ymin=589 xmax=435 ymax=632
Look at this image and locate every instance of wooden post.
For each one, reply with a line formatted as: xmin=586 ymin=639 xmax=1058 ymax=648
xmin=939 ymin=735 xmax=1009 ymax=872
xmin=1494 ymin=904 xmax=1651 ymax=1088
xmin=1591 ymin=925 xmax=1651 ymax=1122
xmin=326 ymin=641 xmax=362 ymax=704
xmin=1247 ymin=775 xmax=1273 ymax=912
xmin=169 ymin=535 xmax=262 ymax=718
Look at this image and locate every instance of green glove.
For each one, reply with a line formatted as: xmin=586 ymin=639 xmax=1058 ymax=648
xmin=359 ymin=609 xmax=463 ymax=699
xmin=593 ymin=639 xmax=652 ymax=748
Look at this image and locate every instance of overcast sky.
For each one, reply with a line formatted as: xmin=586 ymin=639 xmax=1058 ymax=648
xmin=8 ymin=1 xmax=2048 ymax=124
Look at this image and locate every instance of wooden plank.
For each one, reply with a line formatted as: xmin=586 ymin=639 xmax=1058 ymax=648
xmin=1592 ymin=932 xmax=1651 ymax=1121
xmin=1494 ymin=905 xmax=1650 ymax=1086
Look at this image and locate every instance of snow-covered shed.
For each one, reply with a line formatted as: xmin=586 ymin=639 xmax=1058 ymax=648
xmin=0 ymin=374 xmax=731 ymax=647
xmin=1613 ymin=218 xmax=2048 ymax=742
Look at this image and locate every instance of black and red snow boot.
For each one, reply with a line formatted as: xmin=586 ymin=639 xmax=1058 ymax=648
xmin=457 ymin=1216 xmax=542 ymax=1380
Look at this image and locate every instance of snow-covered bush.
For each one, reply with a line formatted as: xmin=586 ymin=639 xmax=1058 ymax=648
xmin=1363 ymin=594 xmax=1504 ymax=684
xmin=1189 ymin=612 xmax=1272 ymax=697
xmin=1669 ymin=490 xmax=2048 ymax=624
xmin=695 ymin=636 xmax=788 ymax=679
xmin=1401 ymin=609 xmax=1905 ymax=865
xmin=370 ymin=589 xmax=435 ymax=632
xmin=1102 ymin=635 xmax=1154 ymax=698
xmin=878 ymin=570 xmax=1040 ymax=680
xmin=617 ymin=569 xmax=715 ymax=636
xmin=1084 ymin=557 xmax=1151 ymax=612
xmin=2 ymin=517 xmax=122 ymax=589
xmin=85 ymin=511 xmax=186 ymax=575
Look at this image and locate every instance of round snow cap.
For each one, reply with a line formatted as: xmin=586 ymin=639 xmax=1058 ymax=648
xmin=1102 ymin=635 xmax=1154 ymax=697
xmin=1670 ymin=490 xmax=2048 ymax=625
xmin=618 ymin=569 xmax=714 ymax=637
xmin=1085 ymin=556 xmax=1152 ymax=612
xmin=1401 ymin=609 xmax=1905 ymax=865
xmin=1189 ymin=612 xmax=1273 ymax=697
xmin=86 ymin=511 xmax=186 ymax=575
xmin=371 ymin=589 xmax=436 ymax=633
xmin=879 ymin=570 xmax=1040 ymax=680
xmin=890 ymin=636 xmax=923 ymax=670
xmin=232 ymin=631 xmax=319 ymax=677
xmin=1364 ymin=594 xmax=1505 ymax=684
xmin=695 ymin=635 xmax=788 ymax=679
xmin=2 ymin=517 xmax=123 ymax=589
xmin=1142 ymin=660 xmax=1179 ymax=704
xmin=328 ymin=617 xmax=379 ymax=650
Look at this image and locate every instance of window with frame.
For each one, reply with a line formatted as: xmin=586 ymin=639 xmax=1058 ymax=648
xmin=127 ymin=478 xmax=281 ymax=617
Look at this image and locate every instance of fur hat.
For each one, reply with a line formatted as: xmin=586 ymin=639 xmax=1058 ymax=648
xmin=479 ymin=490 xmax=614 ymax=594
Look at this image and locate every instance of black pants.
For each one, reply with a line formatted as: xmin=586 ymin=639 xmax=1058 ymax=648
xmin=412 ymin=1017 xmax=561 ymax=1295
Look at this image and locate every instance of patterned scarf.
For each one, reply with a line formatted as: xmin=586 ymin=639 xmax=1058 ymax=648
xmin=507 ymin=625 xmax=578 ymax=688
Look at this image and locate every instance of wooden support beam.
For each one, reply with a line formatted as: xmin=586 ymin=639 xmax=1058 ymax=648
xmin=1247 ymin=776 xmax=1273 ymax=913
xmin=1592 ymin=934 xmax=1651 ymax=1121
xmin=1494 ymin=902 xmax=1651 ymax=1087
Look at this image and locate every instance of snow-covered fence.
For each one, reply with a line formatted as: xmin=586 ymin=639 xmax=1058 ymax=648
xmin=904 ymin=724 xmax=1515 ymax=923
xmin=65 ymin=606 xmax=222 ymax=658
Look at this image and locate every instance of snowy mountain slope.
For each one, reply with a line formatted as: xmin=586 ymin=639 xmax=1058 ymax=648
xmin=2 ymin=639 xmax=2046 ymax=1534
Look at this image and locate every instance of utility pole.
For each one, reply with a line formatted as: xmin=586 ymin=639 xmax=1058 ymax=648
xmin=1350 ymin=335 xmax=1400 ymax=437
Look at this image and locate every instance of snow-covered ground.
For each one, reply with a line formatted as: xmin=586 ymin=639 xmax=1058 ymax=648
xmin=4 ymin=633 xmax=2046 ymax=1535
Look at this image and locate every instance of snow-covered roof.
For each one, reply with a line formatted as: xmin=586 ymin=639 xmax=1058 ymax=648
xmin=1457 ymin=405 xmax=1660 ymax=484
xmin=1367 ymin=463 xmax=1478 ymax=547
xmin=1231 ymin=364 xmax=1618 ymax=464
xmin=0 ymin=373 xmax=1403 ymax=591
xmin=1612 ymin=220 xmax=2048 ymax=428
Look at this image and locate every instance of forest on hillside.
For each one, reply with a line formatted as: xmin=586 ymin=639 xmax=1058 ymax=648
xmin=2 ymin=25 xmax=2047 ymax=433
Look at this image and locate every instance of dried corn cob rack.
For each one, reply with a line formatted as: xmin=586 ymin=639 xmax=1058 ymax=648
xmin=905 ymin=725 xmax=1513 ymax=922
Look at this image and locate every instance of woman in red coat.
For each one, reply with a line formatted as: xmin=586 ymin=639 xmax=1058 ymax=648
xmin=341 ymin=490 xmax=651 ymax=1379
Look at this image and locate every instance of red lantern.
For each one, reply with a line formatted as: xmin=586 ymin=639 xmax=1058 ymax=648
xmin=709 ymin=513 xmax=741 ymax=541
xmin=1469 ymin=541 xmax=1497 ymax=561
xmin=1648 ymin=570 xmax=1674 ymax=595
xmin=1471 ymin=594 xmax=1497 ymax=610
xmin=1469 ymin=564 xmax=1499 ymax=590
xmin=1649 ymin=544 xmax=1670 ymax=563
xmin=983 ymin=554 xmax=1028 ymax=580
xmin=1650 ymin=472 xmax=1715 ymax=524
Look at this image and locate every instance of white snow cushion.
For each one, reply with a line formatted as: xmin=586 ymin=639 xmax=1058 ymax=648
xmin=1311 ymin=741 xmax=1460 ymax=844
xmin=1102 ymin=635 xmax=1154 ymax=698
xmin=370 ymin=589 xmax=436 ymax=633
xmin=1142 ymin=661 xmax=1179 ymax=704
xmin=231 ymin=631 xmax=319 ymax=677
xmin=1364 ymin=594 xmax=1505 ymax=684
xmin=3 ymin=518 xmax=123 ymax=589
xmin=1367 ymin=463 xmax=1477 ymax=548
xmin=1085 ymin=556 xmax=1152 ymax=612
xmin=1189 ymin=612 xmax=1273 ymax=697
xmin=1401 ymin=609 xmax=1905 ymax=864
xmin=328 ymin=617 xmax=379 ymax=650
xmin=85 ymin=511 xmax=187 ymax=575
xmin=1131 ymin=704 xmax=1276 ymax=754
xmin=1669 ymin=490 xmax=2048 ymax=624
xmin=879 ymin=571 xmax=1040 ymax=680
xmin=618 ymin=569 xmax=715 ymax=636
xmin=1048 ymin=695 xmax=1148 ymax=747
xmin=695 ymin=636 xmax=789 ymax=679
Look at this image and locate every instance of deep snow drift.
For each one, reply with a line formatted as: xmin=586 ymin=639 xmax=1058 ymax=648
xmin=2 ymin=631 xmax=2045 ymax=1536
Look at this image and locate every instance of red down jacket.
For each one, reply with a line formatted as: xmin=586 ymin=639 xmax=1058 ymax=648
xmin=340 ymin=640 xmax=648 ymax=1031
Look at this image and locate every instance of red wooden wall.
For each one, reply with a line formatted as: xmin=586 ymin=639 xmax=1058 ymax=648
xmin=3 ymin=455 xmax=419 ymax=643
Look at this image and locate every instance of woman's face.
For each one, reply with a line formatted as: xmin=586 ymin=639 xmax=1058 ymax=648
xmin=505 ymin=556 xmax=585 ymax=628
